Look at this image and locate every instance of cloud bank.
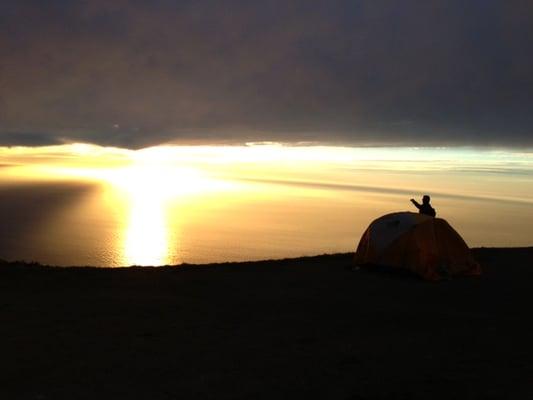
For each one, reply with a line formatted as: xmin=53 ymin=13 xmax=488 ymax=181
xmin=1 ymin=0 xmax=532 ymax=148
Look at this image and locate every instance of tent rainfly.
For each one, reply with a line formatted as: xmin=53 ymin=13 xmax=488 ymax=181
xmin=354 ymin=212 xmax=481 ymax=280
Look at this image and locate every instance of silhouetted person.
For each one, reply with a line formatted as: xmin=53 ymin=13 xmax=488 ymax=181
xmin=410 ymin=195 xmax=436 ymax=217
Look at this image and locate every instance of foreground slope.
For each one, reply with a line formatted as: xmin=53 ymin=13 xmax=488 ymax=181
xmin=1 ymin=248 xmax=532 ymax=399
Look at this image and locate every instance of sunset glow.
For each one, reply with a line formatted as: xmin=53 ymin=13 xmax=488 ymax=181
xmin=123 ymin=187 xmax=170 ymax=267
xmin=1 ymin=143 xmax=533 ymax=266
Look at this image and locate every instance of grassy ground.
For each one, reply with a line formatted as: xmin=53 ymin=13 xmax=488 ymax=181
xmin=1 ymin=248 xmax=532 ymax=399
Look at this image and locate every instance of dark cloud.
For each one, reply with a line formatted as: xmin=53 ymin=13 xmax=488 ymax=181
xmin=1 ymin=0 xmax=532 ymax=148
xmin=0 ymin=132 xmax=64 ymax=147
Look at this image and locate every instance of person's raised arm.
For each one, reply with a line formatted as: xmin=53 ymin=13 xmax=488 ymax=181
xmin=410 ymin=198 xmax=421 ymax=209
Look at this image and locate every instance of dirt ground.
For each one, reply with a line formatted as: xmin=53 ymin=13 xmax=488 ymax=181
xmin=1 ymin=248 xmax=532 ymax=399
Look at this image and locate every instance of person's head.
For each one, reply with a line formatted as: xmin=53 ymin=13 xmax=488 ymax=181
xmin=422 ymin=195 xmax=431 ymax=204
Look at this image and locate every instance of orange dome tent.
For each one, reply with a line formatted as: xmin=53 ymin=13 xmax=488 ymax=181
xmin=354 ymin=212 xmax=481 ymax=280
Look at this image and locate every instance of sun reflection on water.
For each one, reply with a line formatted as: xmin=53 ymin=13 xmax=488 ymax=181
xmin=123 ymin=190 xmax=171 ymax=266
xmin=108 ymin=158 xmax=235 ymax=266
xmin=113 ymin=165 xmax=191 ymax=266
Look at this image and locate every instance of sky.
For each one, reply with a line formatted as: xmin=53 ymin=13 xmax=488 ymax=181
xmin=1 ymin=0 xmax=532 ymax=149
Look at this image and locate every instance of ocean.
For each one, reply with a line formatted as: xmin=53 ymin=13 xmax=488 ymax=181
xmin=1 ymin=144 xmax=532 ymax=266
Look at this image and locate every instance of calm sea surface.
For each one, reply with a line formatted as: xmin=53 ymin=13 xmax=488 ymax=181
xmin=1 ymin=145 xmax=532 ymax=266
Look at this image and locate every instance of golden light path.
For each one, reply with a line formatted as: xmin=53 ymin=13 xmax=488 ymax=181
xmin=119 ymin=167 xmax=172 ymax=266
xmin=106 ymin=156 xmax=236 ymax=266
